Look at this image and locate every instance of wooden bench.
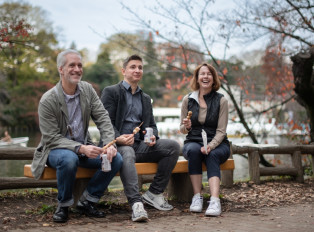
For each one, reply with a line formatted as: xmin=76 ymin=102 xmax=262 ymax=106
xmin=24 ymin=159 xmax=235 ymax=202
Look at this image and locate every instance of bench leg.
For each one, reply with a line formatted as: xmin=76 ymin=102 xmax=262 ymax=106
xmin=167 ymin=173 xmax=193 ymax=202
xmin=221 ymin=170 xmax=233 ymax=187
xmin=138 ymin=174 xmax=154 ymax=190
xmin=73 ymin=178 xmax=89 ymax=206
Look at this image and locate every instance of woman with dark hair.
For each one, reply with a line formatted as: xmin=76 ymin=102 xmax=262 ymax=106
xmin=180 ymin=63 xmax=230 ymax=216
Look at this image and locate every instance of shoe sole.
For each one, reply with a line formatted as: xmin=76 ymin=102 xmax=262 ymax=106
xmin=53 ymin=217 xmax=68 ymax=223
xmin=142 ymin=195 xmax=173 ymax=211
xmin=190 ymin=208 xmax=202 ymax=213
xmin=205 ymin=212 xmax=221 ymax=216
xmin=132 ymin=215 xmax=149 ymax=222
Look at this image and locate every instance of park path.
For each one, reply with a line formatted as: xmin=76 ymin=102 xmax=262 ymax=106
xmin=8 ymin=202 xmax=313 ymax=232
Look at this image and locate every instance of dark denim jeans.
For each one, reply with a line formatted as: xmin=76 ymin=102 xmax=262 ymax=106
xmin=118 ymin=139 xmax=180 ymax=206
xmin=183 ymin=142 xmax=230 ymax=179
xmin=47 ymin=148 xmax=123 ymax=207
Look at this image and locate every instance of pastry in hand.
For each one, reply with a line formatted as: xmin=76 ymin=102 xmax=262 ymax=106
xmin=133 ymin=127 xmax=140 ymax=134
xmin=103 ymin=140 xmax=116 ymax=150
xmin=186 ymin=111 xmax=192 ymax=119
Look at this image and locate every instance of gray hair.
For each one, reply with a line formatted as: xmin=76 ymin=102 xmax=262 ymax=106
xmin=57 ymin=49 xmax=82 ymax=70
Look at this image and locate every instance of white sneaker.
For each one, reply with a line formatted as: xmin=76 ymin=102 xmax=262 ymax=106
xmin=205 ymin=200 xmax=221 ymax=216
xmin=131 ymin=202 xmax=148 ymax=222
xmin=189 ymin=194 xmax=203 ymax=212
xmin=142 ymin=191 xmax=173 ymax=211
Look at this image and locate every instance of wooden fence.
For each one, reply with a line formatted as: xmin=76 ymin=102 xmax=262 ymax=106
xmin=232 ymin=144 xmax=314 ymax=184
xmin=0 ymin=144 xmax=313 ymax=190
xmin=0 ymin=147 xmax=57 ymax=190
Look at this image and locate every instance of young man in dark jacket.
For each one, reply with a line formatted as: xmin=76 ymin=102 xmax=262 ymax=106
xmin=101 ymin=54 xmax=180 ymax=222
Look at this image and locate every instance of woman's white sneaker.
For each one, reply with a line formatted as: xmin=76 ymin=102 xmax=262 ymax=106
xmin=189 ymin=194 xmax=203 ymax=212
xmin=205 ymin=200 xmax=221 ymax=216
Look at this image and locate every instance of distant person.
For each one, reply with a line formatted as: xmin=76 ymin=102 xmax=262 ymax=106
xmin=1 ymin=130 xmax=12 ymax=143
xmin=31 ymin=49 xmax=123 ymax=223
xmin=101 ymin=54 xmax=180 ymax=222
xmin=180 ymin=63 xmax=230 ymax=216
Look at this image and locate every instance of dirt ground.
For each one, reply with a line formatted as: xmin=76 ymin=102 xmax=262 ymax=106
xmin=1 ymin=178 xmax=313 ymax=231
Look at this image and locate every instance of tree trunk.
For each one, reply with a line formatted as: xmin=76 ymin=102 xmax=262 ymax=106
xmin=291 ymin=47 xmax=314 ymax=142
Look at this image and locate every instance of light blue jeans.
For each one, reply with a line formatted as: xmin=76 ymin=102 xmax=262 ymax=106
xmin=47 ymin=149 xmax=123 ymax=207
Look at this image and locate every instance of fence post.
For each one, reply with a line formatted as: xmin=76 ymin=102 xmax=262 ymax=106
xmin=248 ymin=150 xmax=260 ymax=184
xmin=291 ymin=151 xmax=304 ymax=183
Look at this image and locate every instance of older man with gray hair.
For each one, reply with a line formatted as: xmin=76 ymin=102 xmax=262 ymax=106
xmin=31 ymin=49 xmax=123 ymax=223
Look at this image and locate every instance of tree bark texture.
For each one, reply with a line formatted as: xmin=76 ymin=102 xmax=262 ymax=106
xmin=291 ymin=47 xmax=314 ymax=142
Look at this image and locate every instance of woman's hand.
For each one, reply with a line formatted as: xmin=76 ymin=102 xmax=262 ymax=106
xmin=183 ymin=118 xmax=191 ymax=131
xmin=201 ymin=145 xmax=211 ymax=155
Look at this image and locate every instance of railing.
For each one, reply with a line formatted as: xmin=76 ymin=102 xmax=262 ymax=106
xmin=0 ymin=147 xmax=57 ymax=190
xmin=0 ymin=144 xmax=313 ymax=190
xmin=232 ymin=144 xmax=314 ymax=184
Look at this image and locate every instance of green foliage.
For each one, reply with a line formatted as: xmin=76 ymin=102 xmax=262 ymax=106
xmin=304 ymin=166 xmax=313 ymax=176
xmin=203 ymin=193 xmax=210 ymax=199
xmin=141 ymin=33 xmax=163 ymax=99
xmin=84 ymin=49 xmax=119 ymax=91
xmin=25 ymin=204 xmax=55 ymax=215
xmin=37 ymin=204 xmax=55 ymax=214
xmin=0 ymin=1 xmax=59 ymax=129
xmin=1 ymin=80 xmax=54 ymax=129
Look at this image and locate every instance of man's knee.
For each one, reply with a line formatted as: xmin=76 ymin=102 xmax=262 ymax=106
xmin=118 ymin=146 xmax=136 ymax=162
xmin=111 ymin=152 xmax=123 ymax=171
xmin=171 ymin=140 xmax=181 ymax=155
xmin=160 ymin=139 xmax=181 ymax=156
xmin=61 ymin=152 xmax=79 ymax=170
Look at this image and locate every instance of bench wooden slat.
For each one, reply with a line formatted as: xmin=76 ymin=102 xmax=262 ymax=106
xmin=24 ymin=159 xmax=234 ymax=180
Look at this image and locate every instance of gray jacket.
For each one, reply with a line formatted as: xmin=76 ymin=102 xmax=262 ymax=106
xmin=31 ymin=81 xmax=115 ymax=180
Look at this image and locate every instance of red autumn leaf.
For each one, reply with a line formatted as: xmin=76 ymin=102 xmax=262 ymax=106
xmin=223 ymin=67 xmax=228 ymax=75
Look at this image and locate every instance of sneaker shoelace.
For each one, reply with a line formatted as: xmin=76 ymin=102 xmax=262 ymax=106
xmin=191 ymin=196 xmax=202 ymax=207
xmin=207 ymin=201 xmax=218 ymax=211
xmin=147 ymin=192 xmax=172 ymax=208
xmin=156 ymin=195 xmax=171 ymax=208
xmin=134 ymin=203 xmax=145 ymax=214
